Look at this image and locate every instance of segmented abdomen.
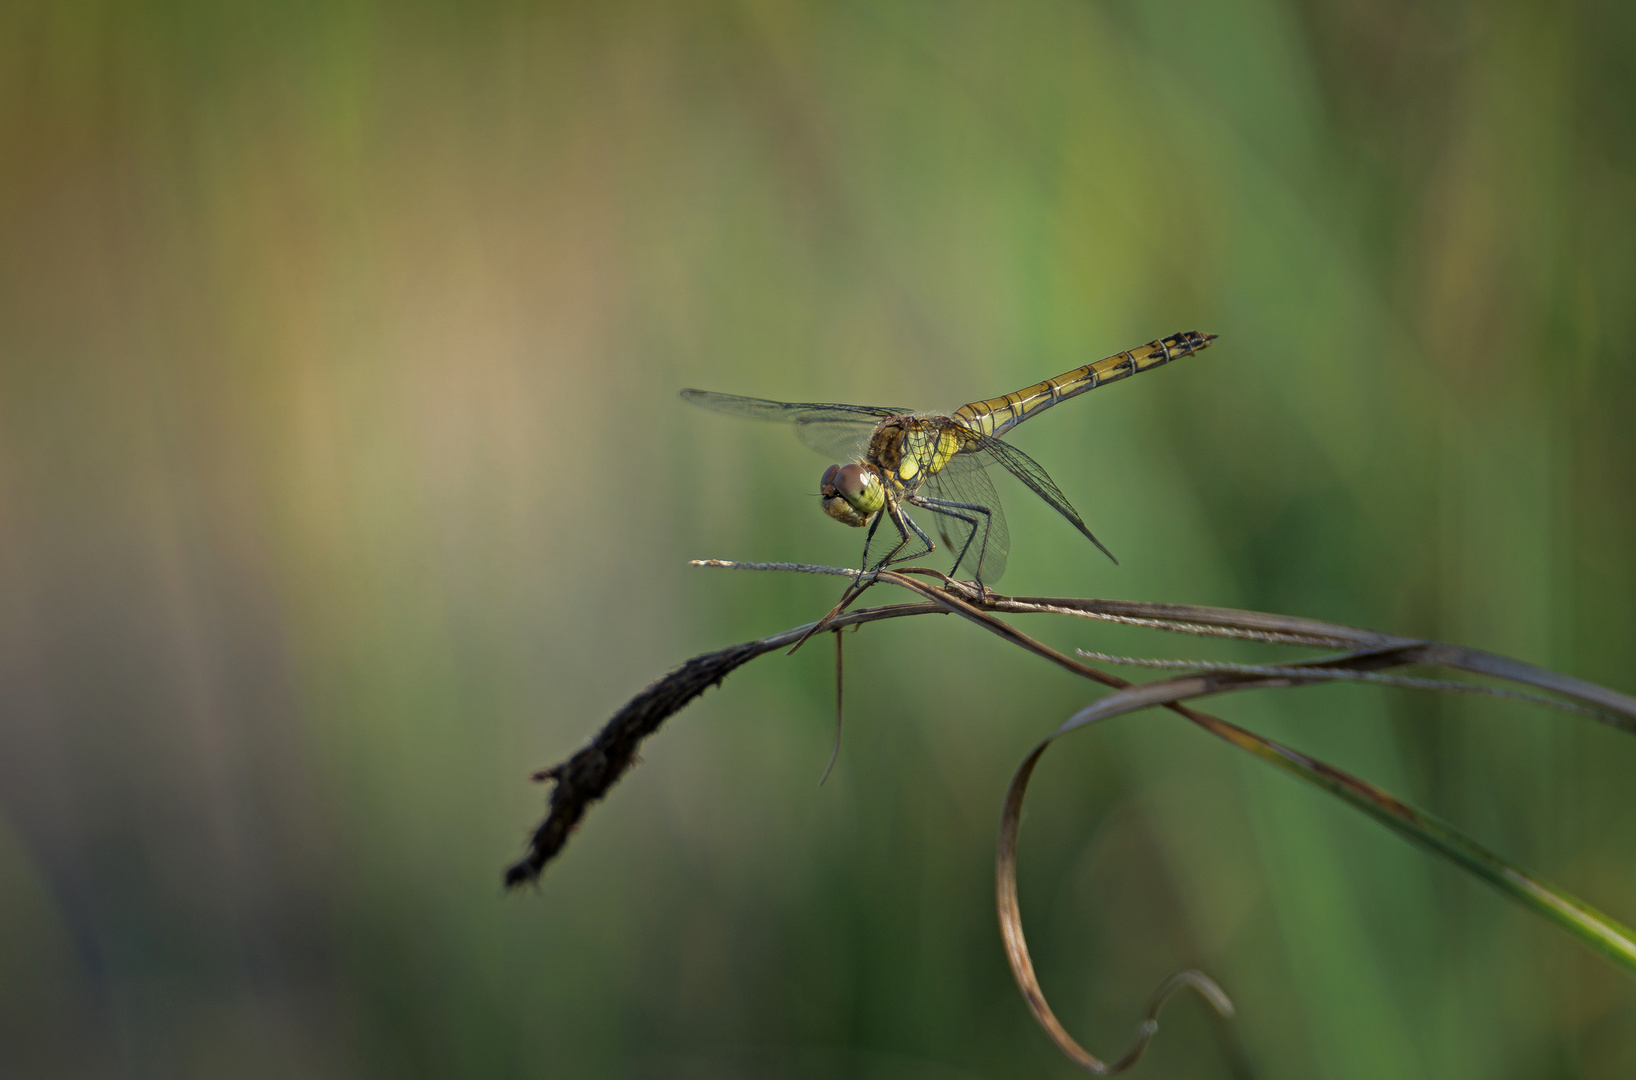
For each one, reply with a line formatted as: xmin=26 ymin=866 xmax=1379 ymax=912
xmin=952 ymin=330 xmax=1216 ymax=439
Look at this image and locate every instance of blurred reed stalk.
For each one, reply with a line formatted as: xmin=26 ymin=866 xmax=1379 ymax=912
xmin=507 ymin=561 xmax=1636 ymax=1073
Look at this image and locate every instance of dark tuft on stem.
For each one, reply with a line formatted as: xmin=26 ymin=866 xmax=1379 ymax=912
xmin=503 ymin=637 xmax=782 ymax=888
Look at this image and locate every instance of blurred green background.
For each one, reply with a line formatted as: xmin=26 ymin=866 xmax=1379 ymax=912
xmin=2 ymin=0 xmax=1634 ymax=1076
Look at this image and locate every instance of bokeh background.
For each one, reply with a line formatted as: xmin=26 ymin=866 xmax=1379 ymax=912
xmin=3 ymin=0 xmax=1634 ymax=1076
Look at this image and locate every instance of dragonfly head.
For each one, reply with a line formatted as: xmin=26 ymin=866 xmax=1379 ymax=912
xmin=820 ymin=463 xmax=884 ymax=528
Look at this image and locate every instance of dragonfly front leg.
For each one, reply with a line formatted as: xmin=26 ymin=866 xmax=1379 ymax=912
xmin=858 ymin=512 xmax=885 ymax=580
xmin=862 ymin=500 xmax=933 ymax=575
xmin=795 ymin=511 xmax=894 ymax=657
xmin=908 ymin=495 xmax=994 ymax=584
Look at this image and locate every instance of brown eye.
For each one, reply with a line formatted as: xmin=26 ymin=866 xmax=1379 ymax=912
xmin=834 ymin=464 xmax=868 ymax=499
xmin=820 ymin=464 xmax=841 ymax=493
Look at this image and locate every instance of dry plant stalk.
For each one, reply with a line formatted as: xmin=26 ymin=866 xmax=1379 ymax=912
xmin=507 ymin=561 xmax=1636 ymax=1074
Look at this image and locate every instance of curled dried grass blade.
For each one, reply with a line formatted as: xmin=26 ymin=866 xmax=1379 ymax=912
xmin=998 ymin=672 xmax=1636 ymax=1031
xmin=998 ymin=716 xmax=1235 ymax=1072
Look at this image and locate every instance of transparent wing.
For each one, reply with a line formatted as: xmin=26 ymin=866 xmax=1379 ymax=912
xmin=680 ymin=389 xmax=903 ymax=460
xmin=918 ymin=451 xmax=1010 ymax=584
xmin=679 ymin=388 xmax=904 ymax=423
xmin=971 ymin=433 xmax=1117 ymax=564
xmin=790 ymin=417 xmax=879 ymax=460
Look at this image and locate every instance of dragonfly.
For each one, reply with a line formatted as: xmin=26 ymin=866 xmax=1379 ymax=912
xmin=681 ymin=330 xmax=1217 ymax=587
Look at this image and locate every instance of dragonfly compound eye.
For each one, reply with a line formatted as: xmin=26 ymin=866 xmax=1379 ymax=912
xmin=820 ymin=463 xmax=883 ymax=527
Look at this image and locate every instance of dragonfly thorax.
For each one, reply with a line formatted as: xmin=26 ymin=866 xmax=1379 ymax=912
xmin=820 ymin=463 xmax=885 ymax=528
xmin=867 ymin=416 xmax=968 ymax=492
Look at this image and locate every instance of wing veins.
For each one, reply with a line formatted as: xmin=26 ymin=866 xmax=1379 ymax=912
xmin=680 ymin=389 xmax=906 ymax=423
xmin=969 ymin=434 xmax=1118 ymax=565
xmin=681 ymin=389 xmax=904 ymax=460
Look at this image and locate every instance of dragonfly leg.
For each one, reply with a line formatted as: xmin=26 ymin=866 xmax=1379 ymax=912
xmin=791 ymin=505 xmax=918 ymax=658
xmin=793 ymin=515 xmax=891 ymax=657
xmin=863 ymin=500 xmax=932 ymax=575
xmin=897 ymin=507 xmax=937 ymax=565
xmin=908 ymin=495 xmax=994 ymax=583
xmin=858 ymin=512 xmax=886 ymax=581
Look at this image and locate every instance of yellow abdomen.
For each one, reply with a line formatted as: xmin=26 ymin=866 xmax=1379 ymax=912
xmin=953 ymin=330 xmax=1215 ymax=439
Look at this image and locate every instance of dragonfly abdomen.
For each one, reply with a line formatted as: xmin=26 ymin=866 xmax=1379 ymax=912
xmin=953 ymin=330 xmax=1216 ymax=438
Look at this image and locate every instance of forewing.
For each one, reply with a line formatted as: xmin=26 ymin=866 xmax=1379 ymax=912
xmin=973 ymin=434 xmax=1117 ymax=564
xmin=921 ymin=451 xmax=1010 ymax=583
xmin=679 ymin=389 xmax=902 ymax=460
xmin=791 ymin=417 xmax=878 ymax=460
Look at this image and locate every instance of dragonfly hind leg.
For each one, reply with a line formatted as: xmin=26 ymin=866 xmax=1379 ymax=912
xmin=908 ymin=495 xmax=995 ymax=585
